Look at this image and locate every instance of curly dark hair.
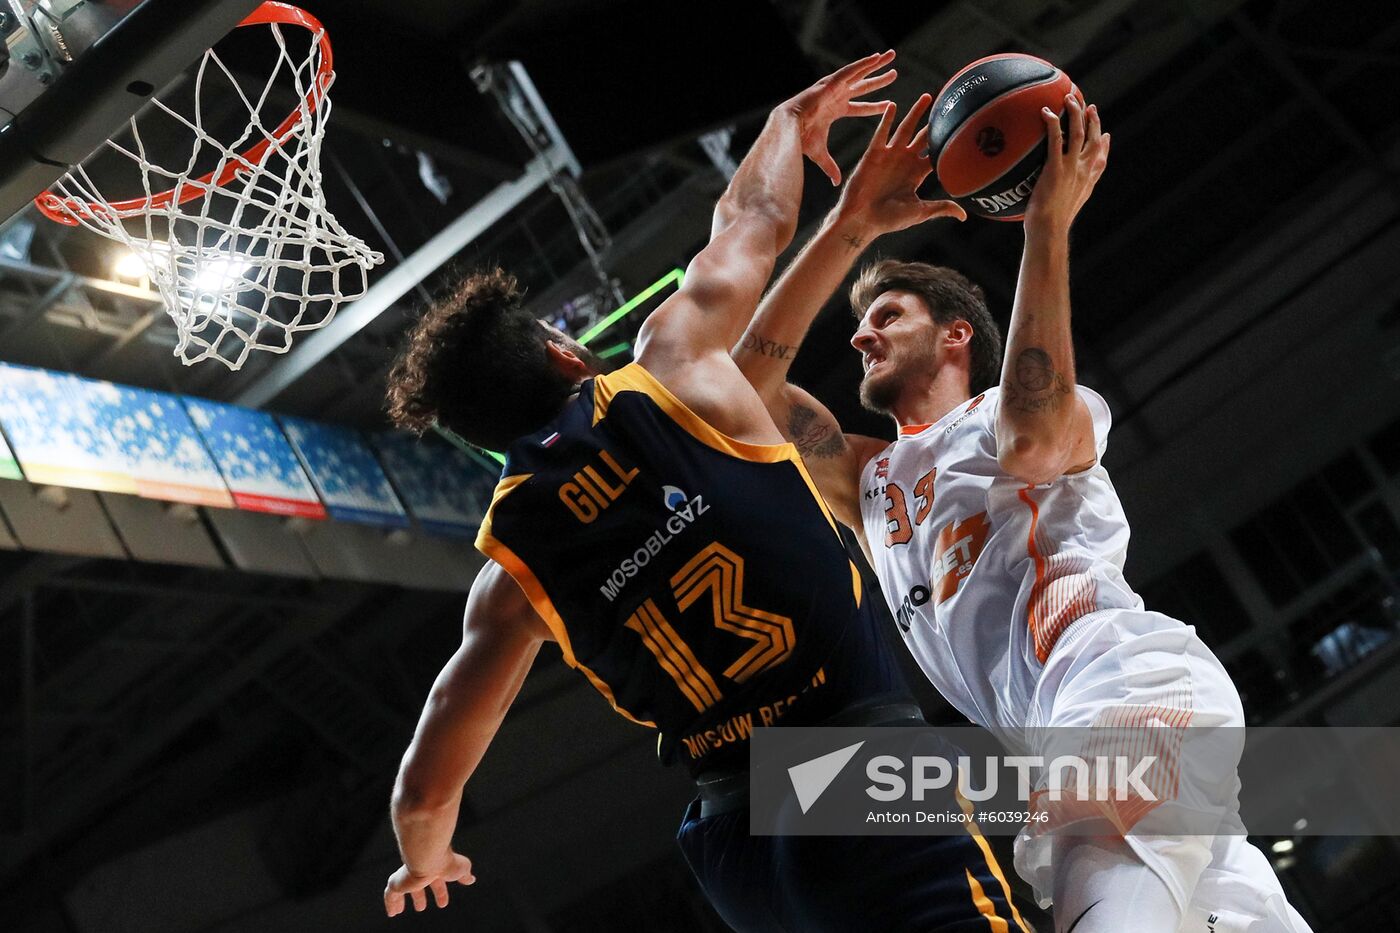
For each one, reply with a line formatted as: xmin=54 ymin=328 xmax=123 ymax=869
xmin=850 ymin=260 xmax=1004 ymax=394
xmin=385 ymin=269 xmax=576 ymax=451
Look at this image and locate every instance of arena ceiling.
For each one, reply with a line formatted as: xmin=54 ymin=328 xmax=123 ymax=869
xmin=1 ymin=0 xmax=1392 ymax=439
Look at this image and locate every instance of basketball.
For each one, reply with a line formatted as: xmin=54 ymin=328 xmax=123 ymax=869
xmin=927 ymin=53 xmax=1082 ymax=221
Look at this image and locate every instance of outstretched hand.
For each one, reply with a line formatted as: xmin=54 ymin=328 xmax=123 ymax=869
xmin=785 ymin=50 xmax=901 ymax=186
xmin=835 ymin=93 xmax=966 ymax=234
xmin=384 ymin=852 xmax=476 ymax=918
xmin=1023 ymin=94 xmax=1110 ymax=235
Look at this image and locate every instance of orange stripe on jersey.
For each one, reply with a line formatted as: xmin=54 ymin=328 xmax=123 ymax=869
xmin=575 ymin=659 xmax=657 ymax=728
xmin=672 ymin=543 xmax=796 ymax=683
xmin=1018 ymin=486 xmax=1098 ymax=663
xmin=475 ymin=473 xmax=531 ymax=552
xmin=626 ymin=616 xmax=708 ymax=712
xmin=626 ymin=599 xmax=723 ymax=712
xmin=1030 ymin=695 xmax=1198 ymax=836
xmin=478 ymin=529 xmax=571 ymax=662
xmin=592 ymin=370 xmax=619 ymax=425
xmin=899 ymin=395 xmax=984 ymax=436
xmin=479 ymin=529 xmax=656 ymax=728
xmin=1083 ymin=696 xmax=1195 ymax=834
xmin=596 ymin=363 xmax=843 ymax=536
xmin=644 ymin=603 xmax=723 ymax=708
xmin=1019 ymin=487 xmax=1049 ymax=660
xmin=790 ymin=454 xmax=840 ymax=533
xmin=963 ymin=870 xmax=1008 ymax=933
xmin=957 ymin=791 xmax=1032 ymax=933
xmin=593 ymin=363 xmax=798 ymax=463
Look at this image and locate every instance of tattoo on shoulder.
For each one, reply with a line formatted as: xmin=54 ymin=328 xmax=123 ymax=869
xmin=1003 ymin=346 xmax=1072 ymax=414
xmin=841 ymin=232 xmax=864 ymax=250
xmin=788 ymin=403 xmax=846 ymax=459
xmin=740 ymin=332 xmax=797 ymax=361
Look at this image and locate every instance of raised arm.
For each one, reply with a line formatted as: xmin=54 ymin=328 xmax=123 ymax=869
xmin=383 ymin=562 xmax=550 ymax=917
xmin=995 ymin=96 xmax=1111 ymax=486
xmin=637 ymin=51 xmax=899 ymax=368
xmin=732 ymin=95 xmax=964 ymax=519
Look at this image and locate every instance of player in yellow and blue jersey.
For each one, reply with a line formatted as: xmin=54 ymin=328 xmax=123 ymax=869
xmin=380 ymin=53 xmax=1033 ymax=932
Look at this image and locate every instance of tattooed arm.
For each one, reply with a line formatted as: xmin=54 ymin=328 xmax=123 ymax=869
xmin=776 ymin=382 xmax=889 ymax=529
xmin=734 ymin=95 xmax=962 ymax=523
xmin=731 ymin=213 xmax=870 ymax=402
xmin=738 ymin=282 xmax=884 ymax=530
xmin=731 ymin=227 xmax=886 ymax=528
xmin=995 ymin=94 xmax=1111 ymax=485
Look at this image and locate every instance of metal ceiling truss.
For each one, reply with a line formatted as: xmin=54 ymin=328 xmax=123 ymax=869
xmin=236 ymin=60 xmax=591 ymax=409
xmin=0 ymin=252 xmax=163 ymax=341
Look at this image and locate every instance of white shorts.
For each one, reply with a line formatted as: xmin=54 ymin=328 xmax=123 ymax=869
xmin=1012 ymin=608 xmax=1312 ymax=932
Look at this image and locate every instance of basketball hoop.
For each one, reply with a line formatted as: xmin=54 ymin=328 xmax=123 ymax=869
xmin=33 ymin=2 xmax=384 ymax=369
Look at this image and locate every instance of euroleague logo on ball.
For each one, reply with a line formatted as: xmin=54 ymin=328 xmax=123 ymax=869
xmin=975 ymin=126 xmax=1004 ymax=157
xmin=929 ymin=52 xmax=1076 ymax=220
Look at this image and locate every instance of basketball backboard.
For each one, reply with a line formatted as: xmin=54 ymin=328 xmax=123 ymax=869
xmin=0 ymin=0 xmax=262 ymax=223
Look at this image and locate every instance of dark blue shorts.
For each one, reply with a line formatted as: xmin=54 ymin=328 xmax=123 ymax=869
xmin=676 ymin=800 xmax=1033 ymax=932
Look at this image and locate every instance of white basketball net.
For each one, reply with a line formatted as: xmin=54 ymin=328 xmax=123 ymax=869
xmin=38 ymin=14 xmax=383 ymax=369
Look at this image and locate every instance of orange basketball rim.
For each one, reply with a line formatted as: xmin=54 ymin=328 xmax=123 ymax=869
xmin=33 ymin=1 xmax=333 ymax=225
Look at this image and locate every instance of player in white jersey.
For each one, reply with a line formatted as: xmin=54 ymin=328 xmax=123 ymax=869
xmin=731 ymin=93 xmax=1311 ymax=932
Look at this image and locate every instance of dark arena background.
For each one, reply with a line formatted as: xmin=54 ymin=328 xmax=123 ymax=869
xmin=0 ymin=0 xmax=1398 ymax=930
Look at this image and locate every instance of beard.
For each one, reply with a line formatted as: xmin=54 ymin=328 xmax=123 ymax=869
xmin=859 ymin=366 xmax=901 ymax=414
xmin=859 ymin=338 xmax=939 ymax=414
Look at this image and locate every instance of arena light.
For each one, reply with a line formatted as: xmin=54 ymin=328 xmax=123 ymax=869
xmin=112 ymin=249 xmax=147 ymax=281
xmin=114 ymin=243 xmax=252 ymax=295
xmin=597 ymin=341 xmax=631 ymax=359
xmin=1271 ymin=839 xmax=1295 ymax=854
xmin=191 ymin=255 xmax=252 ymax=293
xmin=576 ymin=267 xmax=684 ymax=346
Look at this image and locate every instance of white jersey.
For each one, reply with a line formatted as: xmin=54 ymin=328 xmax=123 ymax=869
xmin=857 ymin=386 xmax=1142 ymax=738
xmin=858 ymin=389 xmax=1311 ymax=932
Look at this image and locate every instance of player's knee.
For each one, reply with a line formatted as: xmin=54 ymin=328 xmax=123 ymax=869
xmin=1052 ymin=835 xmax=1182 ymax=933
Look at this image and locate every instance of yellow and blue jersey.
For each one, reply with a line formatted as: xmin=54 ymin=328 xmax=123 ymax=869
xmin=476 ymin=363 xmax=909 ymax=773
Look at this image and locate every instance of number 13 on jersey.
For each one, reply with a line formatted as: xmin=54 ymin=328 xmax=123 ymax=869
xmin=624 ymin=541 xmax=796 ymax=713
